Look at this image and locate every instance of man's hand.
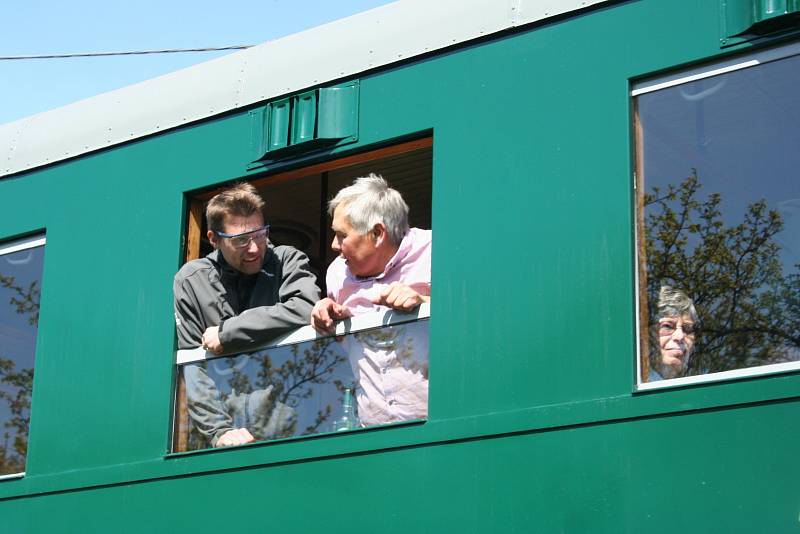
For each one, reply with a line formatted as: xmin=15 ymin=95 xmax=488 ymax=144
xmin=201 ymin=326 xmax=224 ymax=355
xmin=215 ymin=428 xmax=255 ymax=447
xmin=311 ymin=297 xmax=352 ymax=333
xmin=373 ymin=282 xmax=430 ymax=311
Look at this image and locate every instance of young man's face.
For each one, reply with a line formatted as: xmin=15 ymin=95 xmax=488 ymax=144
xmin=208 ymin=212 xmax=268 ymax=275
xmin=331 ymin=205 xmax=384 ymax=278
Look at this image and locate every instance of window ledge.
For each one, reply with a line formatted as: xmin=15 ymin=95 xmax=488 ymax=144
xmin=176 ymin=303 xmax=430 ymax=364
xmin=637 ymin=360 xmax=800 ymax=391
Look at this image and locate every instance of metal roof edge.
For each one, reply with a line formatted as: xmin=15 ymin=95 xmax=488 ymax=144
xmin=0 ymin=0 xmax=607 ymax=177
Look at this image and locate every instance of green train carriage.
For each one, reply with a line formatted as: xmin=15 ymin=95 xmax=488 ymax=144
xmin=1 ymin=0 xmax=799 ymax=531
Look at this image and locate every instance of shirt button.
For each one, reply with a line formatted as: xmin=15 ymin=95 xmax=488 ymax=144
xmin=388 ymin=400 xmax=396 ymax=405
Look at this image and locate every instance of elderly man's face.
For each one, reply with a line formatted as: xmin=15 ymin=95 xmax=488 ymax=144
xmin=331 ymin=205 xmax=383 ymax=277
xmin=208 ymin=212 xmax=268 ymax=275
xmin=658 ymin=314 xmax=696 ymax=373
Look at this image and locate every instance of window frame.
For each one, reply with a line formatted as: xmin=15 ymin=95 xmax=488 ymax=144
xmin=632 ymin=42 xmax=800 ymax=391
xmin=176 ymin=304 xmax=430 ymax=365
xmin=0 ymin=233 xmax=46 ymax=480
xmin=172 ymin=136 xmax=434 ymax=452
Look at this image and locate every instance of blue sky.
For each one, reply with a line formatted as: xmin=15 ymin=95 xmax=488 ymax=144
xmin=0 ymin=0 xmax=393 ymax=125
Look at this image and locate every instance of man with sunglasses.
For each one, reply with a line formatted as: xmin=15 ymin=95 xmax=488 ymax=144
xmin=174 ymin=183 xmax=320 ymax=446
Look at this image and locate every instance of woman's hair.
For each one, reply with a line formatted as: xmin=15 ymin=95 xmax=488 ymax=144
xmin=656 ymin=285 xmax=698 ymax=323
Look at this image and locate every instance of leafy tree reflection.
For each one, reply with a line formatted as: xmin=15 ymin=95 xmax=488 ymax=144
xmin=644 ymin=171 xmax=800 ymax=376
xmin=0 ymin=274 xmax=39 ymax=474
xmin=186 ymin=338 xmax=350 ymax=450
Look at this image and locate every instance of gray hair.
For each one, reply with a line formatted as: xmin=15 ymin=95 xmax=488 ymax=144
xmin=657 ymin=285 xmax=698 ymax=323
xmin=328 ymin=173 xmax=410 ymax=244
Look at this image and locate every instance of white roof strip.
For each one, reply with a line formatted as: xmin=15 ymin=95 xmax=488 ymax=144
xmin=0 ymin=0 xmax=607 ymax=178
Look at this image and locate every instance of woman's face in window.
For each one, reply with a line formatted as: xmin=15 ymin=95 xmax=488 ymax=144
xmin=658 ymin=314 xmax=696 ymax=372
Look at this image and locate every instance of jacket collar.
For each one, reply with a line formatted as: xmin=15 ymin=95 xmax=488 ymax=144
xmin=207 ymin=247 xmax=273 ymax=281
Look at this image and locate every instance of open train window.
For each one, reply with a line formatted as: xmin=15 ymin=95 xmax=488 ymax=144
xmin=173 ymin=138 xmax=432 ymax=452
xmin=633 ymin=44 xmax=800 ymax=389
xmin=0 ymin=234 xmax=45 ymax=478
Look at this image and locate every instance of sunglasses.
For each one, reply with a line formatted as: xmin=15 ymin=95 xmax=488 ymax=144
xmin=214 ymin=225 xmax=269 ymax=249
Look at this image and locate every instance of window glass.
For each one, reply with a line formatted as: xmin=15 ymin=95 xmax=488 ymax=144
xmin=634 ymin=49 xmax=800 ymax=385
xmin=176 ymin=315 xmax=429 ymax=451
xmin=0 ymin=236 xmax=45 ymax=476
xmin=173 ymin=139 xmax=433 ymax=452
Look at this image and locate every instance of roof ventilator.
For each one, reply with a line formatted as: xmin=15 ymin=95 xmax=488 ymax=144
xmin=249 ymin=81 xmax=359 ymax=166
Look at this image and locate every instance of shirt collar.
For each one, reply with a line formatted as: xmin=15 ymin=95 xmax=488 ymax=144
xmin=349 ymin=230 xmax=412 ymax=282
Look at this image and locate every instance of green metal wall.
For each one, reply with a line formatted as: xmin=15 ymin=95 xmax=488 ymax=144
xmin=5 ymin=402 xmax=799 ymax=532
xmin=1 ymin=0 xmax=798 ymax=531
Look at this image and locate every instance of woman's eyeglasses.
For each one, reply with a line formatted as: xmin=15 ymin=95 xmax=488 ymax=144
xmin=658 ymin=320 xmax=696 ymax=336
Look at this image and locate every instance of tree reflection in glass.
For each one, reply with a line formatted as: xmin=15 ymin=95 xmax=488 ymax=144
xmin=0 ymin=242 xmax=44 ymax=476
xmin=643 ymin=173 xmax=799 ymax=379
xmin=636 ymin=52 xmax=800 ymax=381
xmin=181 ymin=319 xmax=429 ymax=451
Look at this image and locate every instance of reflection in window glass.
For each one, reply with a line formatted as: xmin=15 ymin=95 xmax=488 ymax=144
xmin=0 ymin=236 xmax=45 ymax=476
xmin=177 ymin=319 xmax=428 ymax=451
xmin=635 ymin=50 xmax=800 ymax=384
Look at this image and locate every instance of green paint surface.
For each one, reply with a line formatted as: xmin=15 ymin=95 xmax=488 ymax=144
xmin=2 ymin=0 xmax=799 ymax=531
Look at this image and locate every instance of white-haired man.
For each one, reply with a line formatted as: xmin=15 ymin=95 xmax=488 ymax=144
xmin=311 ymin=174 xmax=431 ymax=425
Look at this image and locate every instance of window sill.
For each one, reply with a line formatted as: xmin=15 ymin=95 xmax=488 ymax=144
xmin=177 ymin=302 xmax=431 ymax=364
xmin=164 ymin=417 xmax=426 ymax=459
xmin=637 ymin=360 xmax=800 ymax=392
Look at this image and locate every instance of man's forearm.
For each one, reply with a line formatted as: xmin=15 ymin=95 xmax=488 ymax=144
xmin=218 ymin=297 xmax=314 ymax=352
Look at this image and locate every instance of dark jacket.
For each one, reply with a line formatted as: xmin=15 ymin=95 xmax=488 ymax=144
xmin=173 ymin=245 xmax=320 ymax=353
xmin=173 ymin=245 xmax=320 ymax=446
